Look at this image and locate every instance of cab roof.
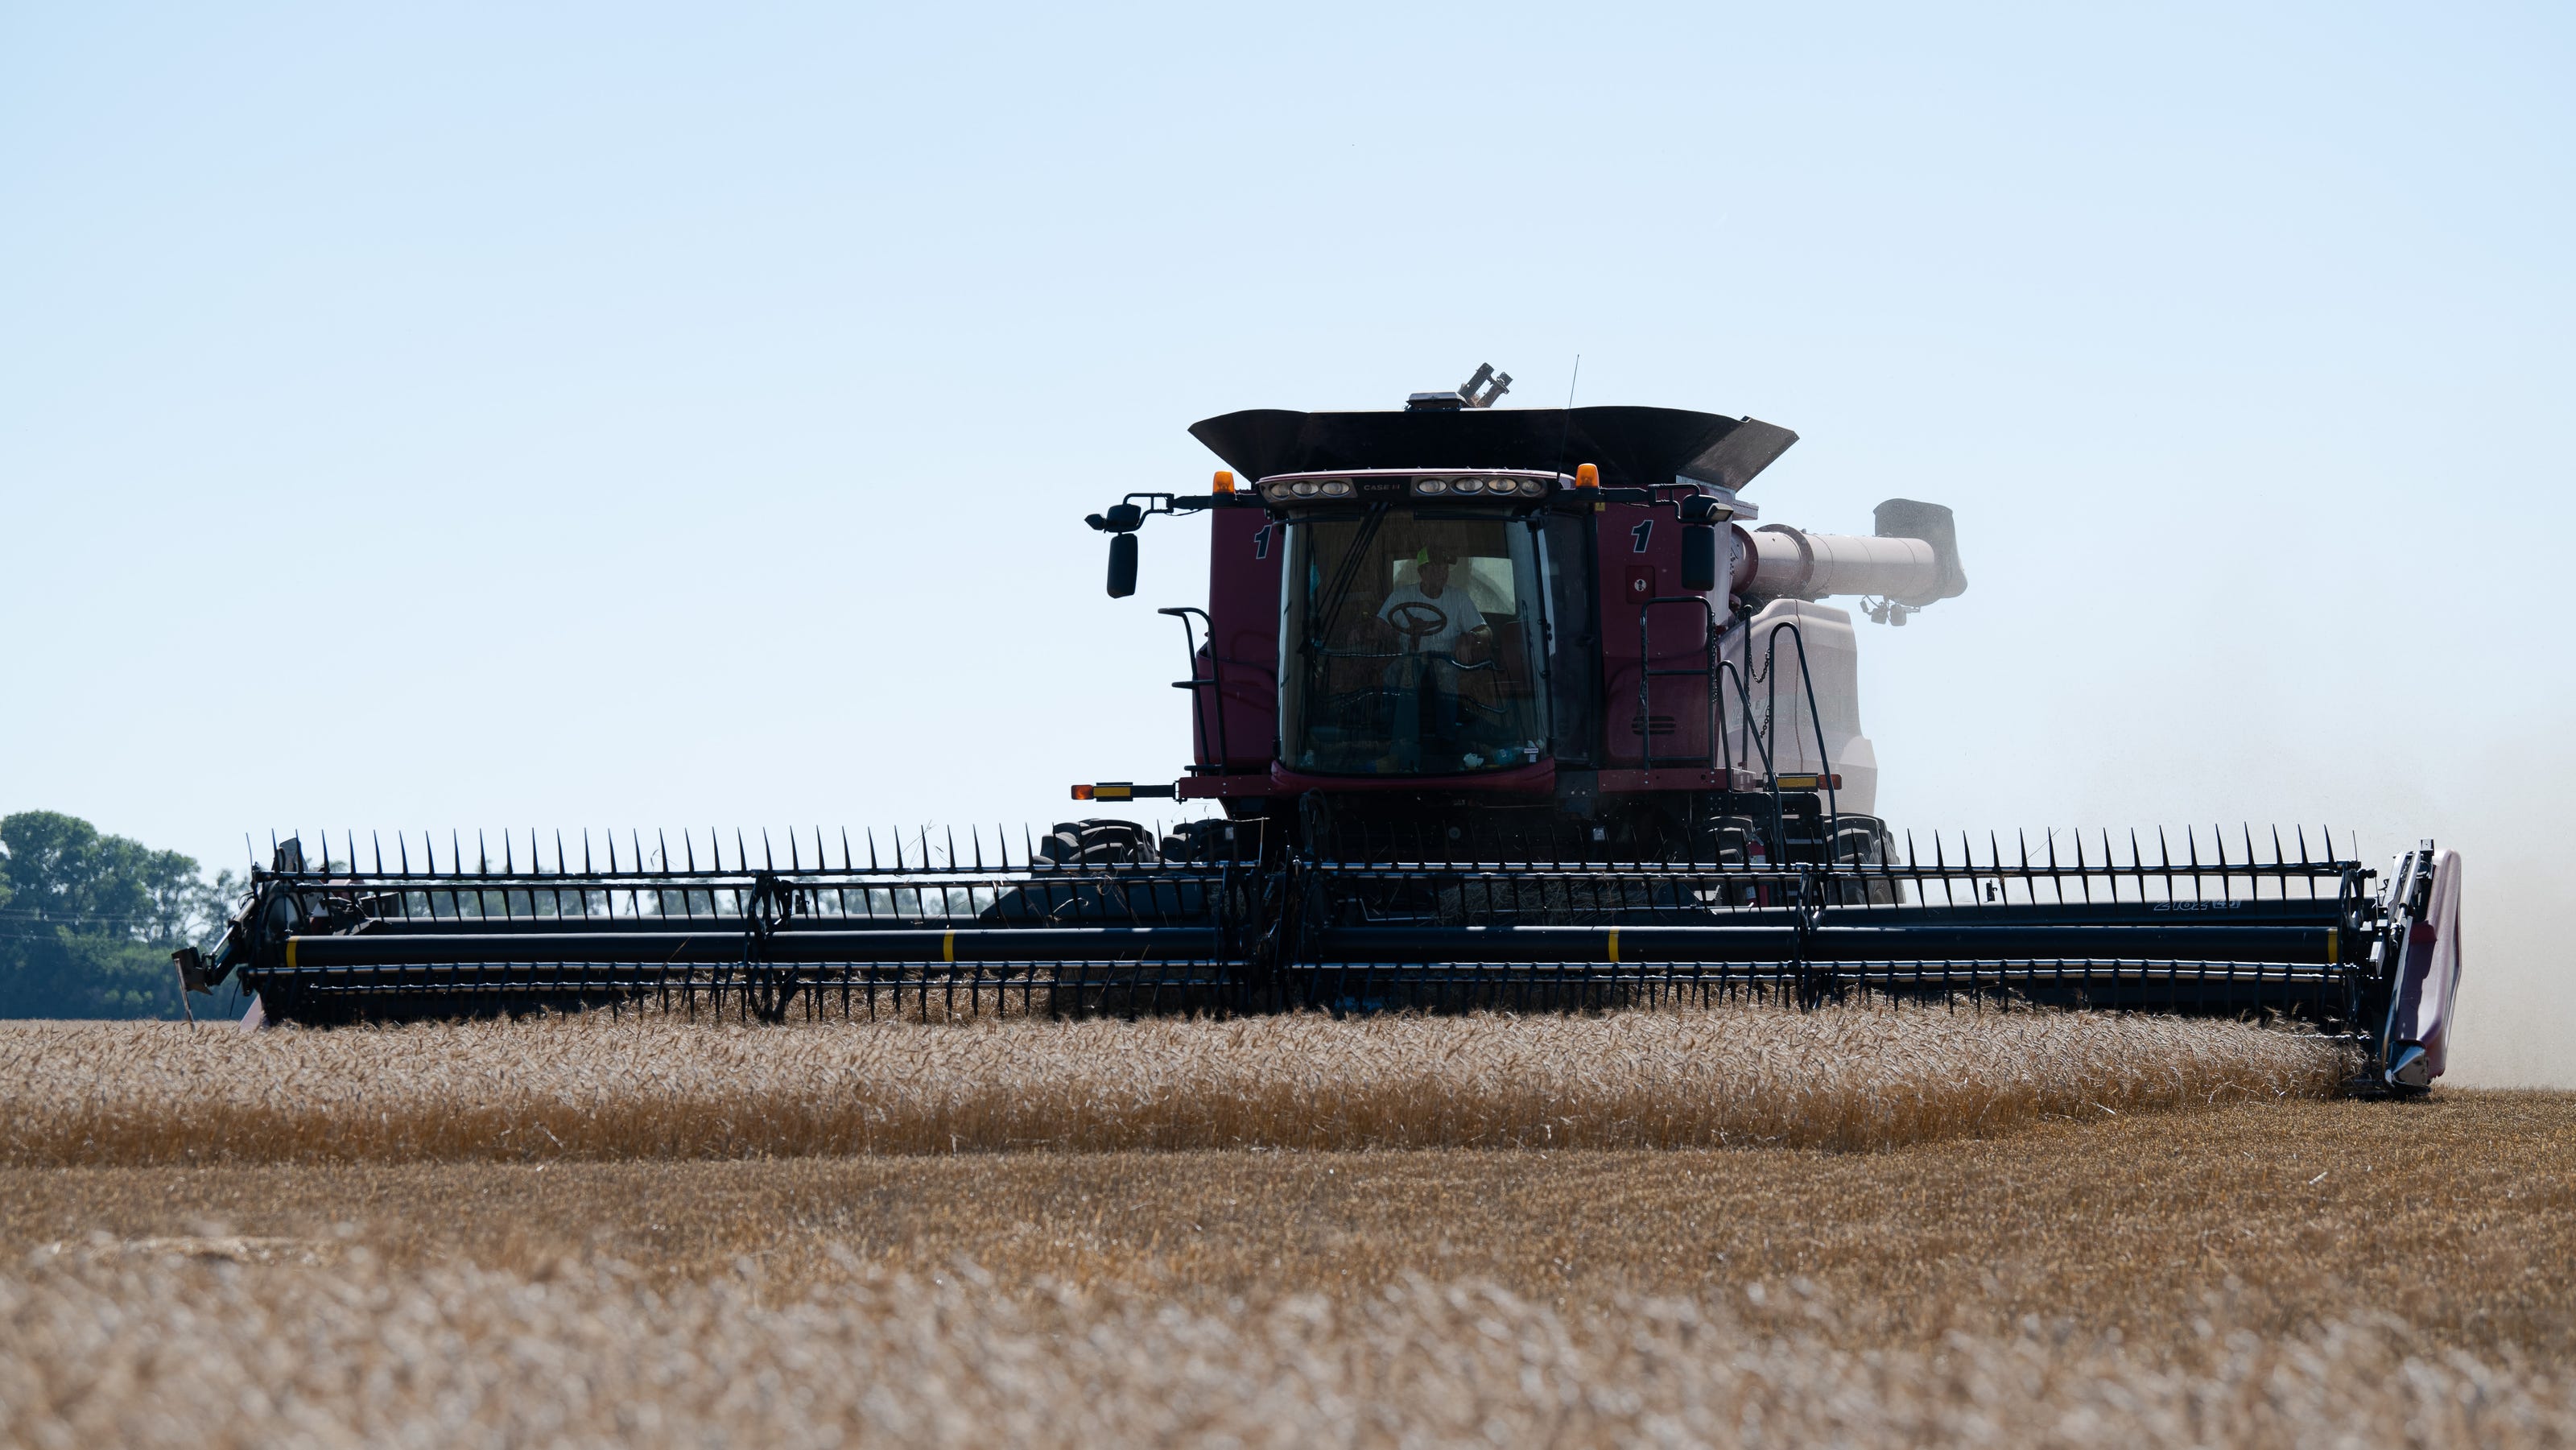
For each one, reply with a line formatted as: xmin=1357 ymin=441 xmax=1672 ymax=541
xmin=1188 ymin=407 xmax=1797 ymax=492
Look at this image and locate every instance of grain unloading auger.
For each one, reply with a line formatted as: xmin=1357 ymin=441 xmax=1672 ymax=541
xmin=181 ymin=370 xmax=2466 ymax=1093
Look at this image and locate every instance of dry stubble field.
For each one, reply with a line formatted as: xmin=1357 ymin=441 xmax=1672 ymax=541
xmin=1 ymin=1007 xmax=2570 ymax=1447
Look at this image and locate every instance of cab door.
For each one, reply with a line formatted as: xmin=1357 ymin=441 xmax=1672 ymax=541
xmin=1593 ymin=498 xmax=1715 ymax=768
xmin=1198 ymin=509 xmax=1283 ymax=770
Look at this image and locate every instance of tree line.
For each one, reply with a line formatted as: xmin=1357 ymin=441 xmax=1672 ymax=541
xmin=0 ymin=812 xmax=239 ymax=1018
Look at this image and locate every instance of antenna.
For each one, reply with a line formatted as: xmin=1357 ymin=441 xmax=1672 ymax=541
xmin=1550 ymin=353 xmax=1582 ymax=479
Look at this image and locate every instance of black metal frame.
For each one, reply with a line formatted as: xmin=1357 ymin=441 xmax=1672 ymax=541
xmin=204 ymin=820 xmax=2406 ymax=1082
xmin=209 ymin=826 xmax=1256 ymax=1025
xmin=1262 ymin=824 xmax=2376 ymax=1026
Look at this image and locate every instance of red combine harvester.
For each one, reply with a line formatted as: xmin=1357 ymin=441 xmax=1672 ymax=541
xmin=184 ymin=370 xmax=2465 ymax=1094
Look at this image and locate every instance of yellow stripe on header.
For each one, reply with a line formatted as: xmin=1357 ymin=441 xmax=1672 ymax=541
xmin=286 ymin=938 xmax=298 ymax=970
xmin=1607 ymin=927 xmax=1620 ymax=964
xmin=943 ymin=930 xmax=956 ymax=964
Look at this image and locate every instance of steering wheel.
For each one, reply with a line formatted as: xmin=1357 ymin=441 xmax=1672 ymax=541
xmin=1386 ymin=601 xmax=1450 ymax=639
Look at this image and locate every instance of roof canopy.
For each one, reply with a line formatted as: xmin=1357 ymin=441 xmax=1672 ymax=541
xmin=1188 ymin=407 xmax=1798 ymax=492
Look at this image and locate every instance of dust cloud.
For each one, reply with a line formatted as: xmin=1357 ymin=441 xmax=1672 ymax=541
xmin=2437 ymin=787 xmax=2575 ymax=1090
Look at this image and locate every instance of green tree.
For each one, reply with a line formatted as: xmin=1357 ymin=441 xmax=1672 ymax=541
xmin=0 ymin=812 xmax=241 ymax=1019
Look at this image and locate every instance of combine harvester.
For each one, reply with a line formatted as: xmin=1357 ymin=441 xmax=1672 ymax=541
xmin=180 ymin=369 xmax=2465 ymax=1093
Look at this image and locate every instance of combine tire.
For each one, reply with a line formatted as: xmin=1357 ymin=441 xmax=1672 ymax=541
xmin=1160 ymin=817 xmax=1259 ymax=865
xmin=1829 ymin=814 xmax=1899 ymax=904
xmin=1038 ymin=820 xmax=1159 ymax=866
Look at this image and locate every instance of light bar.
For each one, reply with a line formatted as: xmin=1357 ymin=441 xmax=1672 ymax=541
xmin=1071 ymin=783 xmax=1180 ymax=801
xmin=1256 ymin=469 xmax=1556 ymax=504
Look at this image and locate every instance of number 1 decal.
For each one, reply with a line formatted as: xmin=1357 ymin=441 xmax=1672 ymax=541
xmin=1252 ymin=523 xmax=1276 ymax=561
xmin=1630 ymin=519 xmax=1653 ymax=553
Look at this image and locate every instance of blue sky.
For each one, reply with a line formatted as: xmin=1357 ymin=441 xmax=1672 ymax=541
xmin=3 ymin=2 xmax=2569 ymax=1074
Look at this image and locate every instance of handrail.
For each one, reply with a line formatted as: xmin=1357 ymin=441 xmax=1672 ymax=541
xmin=1158 ymin=607 xmax=1231 ymax=766
xmin=1755 ymin=619 xmax=1842 ymax=854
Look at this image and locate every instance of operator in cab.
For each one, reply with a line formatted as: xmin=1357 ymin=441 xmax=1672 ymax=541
xmin=1376 ymin=544 xmax=1492 ymax=765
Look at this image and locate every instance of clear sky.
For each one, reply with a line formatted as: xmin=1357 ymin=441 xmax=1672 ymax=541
xmin=3 ymin=2 xmax=2568 ymax=1079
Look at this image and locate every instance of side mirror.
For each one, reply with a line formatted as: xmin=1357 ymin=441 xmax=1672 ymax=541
xmin=1679 ymin=524 xmax=1720 ymax=593
xmin=1106 ymin=533 xmax=1138 ymax=598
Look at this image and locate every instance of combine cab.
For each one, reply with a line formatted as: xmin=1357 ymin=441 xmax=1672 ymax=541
xmin=184 ymin=370 xmax=2464 ymax=1094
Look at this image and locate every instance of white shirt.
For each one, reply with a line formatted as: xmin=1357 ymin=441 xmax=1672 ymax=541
xmin=1379 ymin=582 xmax=1488 ymax=654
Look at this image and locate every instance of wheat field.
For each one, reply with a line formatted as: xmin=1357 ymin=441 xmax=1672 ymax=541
xmin=6 ymin=1010 xmax=2563 ymax=1447
xmin=4 ymin=1250 xmax=2571 ymax=1448
xmin=0 ymin=1006 xmax=2347 ymax=1165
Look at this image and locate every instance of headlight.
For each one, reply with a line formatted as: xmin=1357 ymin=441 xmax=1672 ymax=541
xmin=1265 ymin=481 xmax=1293 ymax=502
xmin=1321 ymin=478 xmax=1352 ymax=497
xmin=1414 ymin=477 xmax=1449 ymax=494
xmin=1291 ymin=480 xmax=1320 ymax=497
xmin=1519 ymin=477 xmax=1548 ymax=496
xmin=1453 ymin=477 xmax=1484 ymax=494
